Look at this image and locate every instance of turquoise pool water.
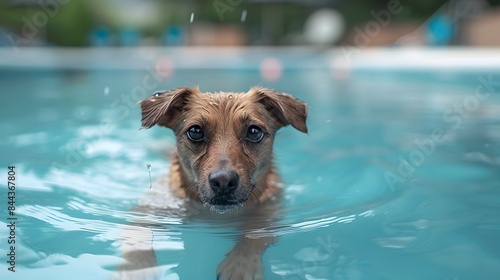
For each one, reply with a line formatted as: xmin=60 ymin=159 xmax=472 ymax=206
xmin=1 ymin=63 xmax=500 ymax=279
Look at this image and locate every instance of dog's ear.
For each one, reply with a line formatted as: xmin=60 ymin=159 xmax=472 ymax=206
xmin=140 ymin=87 xmax=199 ymax=129
xmin=249 ymin=87 xmax=308 ymax=133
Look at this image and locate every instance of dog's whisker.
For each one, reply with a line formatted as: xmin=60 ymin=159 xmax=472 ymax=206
xmin=250 ymin=193 xmax=259 ymax=204
xmin=248 ymin=190 xmax=257 ymax=203
xmin=187 ymin=183 xmax=200 ymax=198
xmin=249 ymin=184 xmax=263 ymax=203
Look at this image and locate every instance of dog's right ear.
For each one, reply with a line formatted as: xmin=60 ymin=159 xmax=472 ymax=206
xmin=140 ymin=87 xmax=199 ymax=129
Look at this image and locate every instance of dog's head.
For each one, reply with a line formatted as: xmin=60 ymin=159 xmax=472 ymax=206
xmin=140 ymin=87 xmax=307 ymax=212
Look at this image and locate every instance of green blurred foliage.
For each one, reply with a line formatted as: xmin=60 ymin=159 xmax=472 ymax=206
xmin=0 ymin=0 xmax=92 ymax=46
xmin=45 ymin=1 xmax=93 ymax=46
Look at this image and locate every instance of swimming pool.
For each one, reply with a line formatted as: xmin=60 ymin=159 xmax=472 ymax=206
xmin=1 ymin=48 xmax=499 ymax=280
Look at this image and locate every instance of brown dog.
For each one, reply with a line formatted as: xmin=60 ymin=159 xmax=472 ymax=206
xmin=115 ymin=87 xmax=307 ymax=279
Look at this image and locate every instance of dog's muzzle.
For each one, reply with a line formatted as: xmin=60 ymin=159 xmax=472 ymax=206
xmin=209 ymin=169 xmax=239 ymax=196
xmin=203 ymin=169 xmax=246 ymax=211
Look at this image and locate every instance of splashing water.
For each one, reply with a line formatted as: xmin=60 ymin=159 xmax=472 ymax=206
xmin=241 ymin=10 xmax=247 ymax=22
xmin=147 ymin=164 xmax=152 ymax=189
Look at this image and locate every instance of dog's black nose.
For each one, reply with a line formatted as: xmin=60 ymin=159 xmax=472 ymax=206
xmin=209 ymin=170 xmax=239 ymax=194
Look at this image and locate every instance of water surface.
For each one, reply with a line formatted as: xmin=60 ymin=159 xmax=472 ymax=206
xmin=1 ymin=66 xmax=499 ymax=279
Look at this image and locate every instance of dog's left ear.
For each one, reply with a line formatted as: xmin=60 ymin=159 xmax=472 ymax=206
xmin=249 ymin=87 xmax=308 ymax=133
xmin=139 ymin=87 xmax=199 ymax=129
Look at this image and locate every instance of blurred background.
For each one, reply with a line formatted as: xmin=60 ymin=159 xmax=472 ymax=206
xmin=1 ymin=2 xmax=500 ymax=279
xmin=1 ymin=0 xmax=500 ymax=48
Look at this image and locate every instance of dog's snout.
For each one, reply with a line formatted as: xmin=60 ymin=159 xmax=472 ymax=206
xmin=209 ymin=170 xmax=239 ymax=194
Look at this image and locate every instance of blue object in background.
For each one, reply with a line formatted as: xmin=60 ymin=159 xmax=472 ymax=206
xmin=119 ymin=28 xmax=140 ymax=47
xmin=90 ymin=27 xmax=111 ymax=47
xmin=163 ymin=25 xmax=185 ymax=46
xmin=427 ymin=14 xmax=455 ymax=45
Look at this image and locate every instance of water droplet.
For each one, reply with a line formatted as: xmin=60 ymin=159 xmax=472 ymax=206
xmin=147 ymin=164 xmax=152 ymax=189
xmin=190 ymin=12 xmax=194 ymax=23
xmin=241 ymin=10 xmax=247 ymax=22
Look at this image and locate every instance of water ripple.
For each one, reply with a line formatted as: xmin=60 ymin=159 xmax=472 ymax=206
xmin=18 ymin=205 xmax=119 ymax=234
xmin=247 ymin=210 xmax=375 ymax=239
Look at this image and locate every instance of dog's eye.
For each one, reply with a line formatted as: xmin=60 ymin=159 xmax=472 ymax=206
xmin=246 ymin=125 xmax=264 ymax=142
xmin=187 ymin=125 xmax=204 ymax=142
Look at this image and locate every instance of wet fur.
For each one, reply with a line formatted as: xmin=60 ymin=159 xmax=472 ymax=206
xmin=114 ymin=87 xmax=307 ymax=280
xmin=141 ymin=87 xmax=306 ymax=211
